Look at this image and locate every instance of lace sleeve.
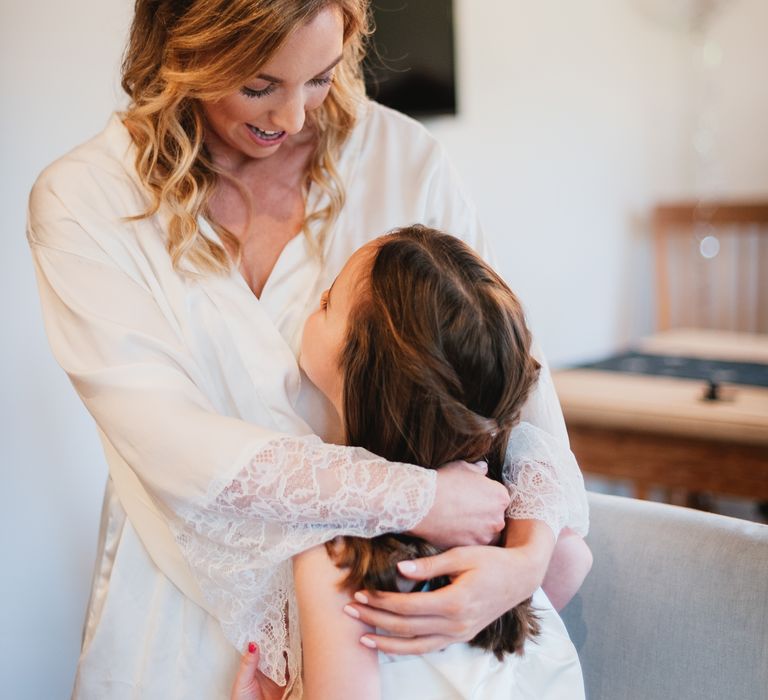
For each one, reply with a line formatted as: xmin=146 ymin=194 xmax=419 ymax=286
xmin=168 ymin=434 xmax=435 ymax=691
xmin=502 ymin=422 xmax=589 ymax=539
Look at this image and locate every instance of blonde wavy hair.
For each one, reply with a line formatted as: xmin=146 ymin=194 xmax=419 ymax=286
xmin=121 ymin=0 xmax=371 ymax=274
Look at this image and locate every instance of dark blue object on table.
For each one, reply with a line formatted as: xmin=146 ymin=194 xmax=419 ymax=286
xmin=577 ymin=351 xmax=768 ymax=388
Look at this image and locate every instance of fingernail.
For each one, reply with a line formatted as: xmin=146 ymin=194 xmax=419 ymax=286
xmin=343 ymin=604 xmax=359 ymax=619
xmin=354 ymin=591 xmax=368 ymax=604
xmin=248 ymin=642 xmax=256 ymax=654
xmin=397 ymin=560 xmax=417 ymax=574
xmin=360 ymin=636 xmax=377 ymax=648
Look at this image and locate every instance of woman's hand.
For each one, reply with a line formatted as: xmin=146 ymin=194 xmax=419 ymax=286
xmin=409 ymin=461 xmax=510 ymax=548
xmin=230 ymin=643 xmax=285 ymax=700
xmin=342 ymin=540 xmax=550 ymax=655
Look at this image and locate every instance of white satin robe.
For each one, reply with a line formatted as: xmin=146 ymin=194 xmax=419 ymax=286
xmin=28 ymin=100 xmax=588 ymax=699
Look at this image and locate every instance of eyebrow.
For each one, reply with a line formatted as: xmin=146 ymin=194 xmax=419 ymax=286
xmin=257 ymin=54 xmax=344 ymax=84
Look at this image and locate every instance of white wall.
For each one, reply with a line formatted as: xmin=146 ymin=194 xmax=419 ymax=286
xmin=705 ymin=1 xmax=768 ymax=196
xmin=427 ymin=0 xmax=768 ymax=365
xmin=0 ymin=2 xmax=131 ymax=696
xmin=2 ymin=1 xmax=766 ymax=697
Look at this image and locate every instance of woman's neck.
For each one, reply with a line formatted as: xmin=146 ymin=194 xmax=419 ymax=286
xmin=204 ymin=132 xmax=317 ymax=297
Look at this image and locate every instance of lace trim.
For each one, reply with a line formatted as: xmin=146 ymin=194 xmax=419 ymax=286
xmin=502 ymin=422 xmax=589 ymax=538
xmin=169 ymin=435 xmax=436 ymax=690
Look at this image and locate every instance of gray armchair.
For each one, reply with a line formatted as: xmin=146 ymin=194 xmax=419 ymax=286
xmin=561 ymin=492 xmax=768 ymax=700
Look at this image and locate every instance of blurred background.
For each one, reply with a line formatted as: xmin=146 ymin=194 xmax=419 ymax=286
xmin=2 ymin=0 xmax=766 ymax=697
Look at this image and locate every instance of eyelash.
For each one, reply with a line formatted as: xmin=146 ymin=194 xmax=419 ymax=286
xmin=320 ymin=293 xmax=329 ymax=311
xmin=241 ymin=85 xmax=275 ymax=99
xmin=240 ymin=75 xmax=333 ymax=99
xmin=309 ymin=75 xmax=333 ymax=88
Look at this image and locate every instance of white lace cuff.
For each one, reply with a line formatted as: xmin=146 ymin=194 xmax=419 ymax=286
xmin=169 ymin=435 xmax=436 ymax=691
xmin=502 ymin=422 xmax=589 ymax=538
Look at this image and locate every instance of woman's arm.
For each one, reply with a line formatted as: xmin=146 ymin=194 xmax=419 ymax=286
xmin=341 ymin=530 xmax=554 ymax=655
xmin=342 ymin=525 xmax=592 ymax=652
xmin=294 ymin=545 xmax=380 ymax=700
xmin=340 ymin=419 xmax=590 ymax=653
xmin=230 ymin=546 xmax=386 ymax=700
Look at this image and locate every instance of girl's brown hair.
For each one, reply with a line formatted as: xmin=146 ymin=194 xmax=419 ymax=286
xmin=327 ymin=225 xmax=542 ymax=657
xmin=121 ymin=0 xmax=370 ymax=274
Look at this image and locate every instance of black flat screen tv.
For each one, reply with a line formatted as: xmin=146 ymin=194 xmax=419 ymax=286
xmin=363 ymin=0 xmax=457 ymax=118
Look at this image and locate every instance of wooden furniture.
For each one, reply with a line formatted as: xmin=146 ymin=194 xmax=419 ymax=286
xmin=653 ymin=200 xmax=768 ymax=333
xmin=553 ymin=329 xmax=768 ymax=501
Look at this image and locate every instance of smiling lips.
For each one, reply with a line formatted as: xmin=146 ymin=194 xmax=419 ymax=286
xmin=246 ymin=123 xmax=287 ymax=146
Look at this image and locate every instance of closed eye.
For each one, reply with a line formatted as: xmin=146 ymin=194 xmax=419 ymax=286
xmin=241 ymin=73 xmax=333 ymax=100
xmin=308 ymin=74 xmax=333 ymax=88
xmin=320 ymin=291 xmax=329 ymax=311
xmin=241 ymin=84 xmax=275 ymax=99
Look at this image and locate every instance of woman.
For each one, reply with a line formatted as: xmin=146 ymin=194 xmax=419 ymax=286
xmin=28 ymin=1 xmax=588 ymax=697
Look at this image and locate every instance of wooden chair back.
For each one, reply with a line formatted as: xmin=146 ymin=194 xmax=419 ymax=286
xmin=653 ymin=201 xmax=768 ymax=332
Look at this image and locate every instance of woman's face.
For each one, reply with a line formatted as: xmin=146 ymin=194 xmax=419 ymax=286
xmin=202 ymin=5 xmax=344 ymax=164
xmin=300 ymin=243 xmax=376 ymax=417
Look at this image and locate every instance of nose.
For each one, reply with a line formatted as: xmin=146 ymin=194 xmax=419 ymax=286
xmin=270 ymin=90 xmax=306 ymax=134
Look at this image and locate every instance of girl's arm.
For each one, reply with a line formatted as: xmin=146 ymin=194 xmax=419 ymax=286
xmin=231 ymin=545 xmax=390 ymax=700
xmin=294 ymin=545 xmax=381 ymax=700
xmin=542 ymin=527 xmax=593 ymax=611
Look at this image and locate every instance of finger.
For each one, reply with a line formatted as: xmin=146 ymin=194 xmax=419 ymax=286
xmin=344 ymin=604 xmax=458 ymax=637
xmin=395 ymin=547 xmax=471 ymax=581
xmin=238 ymin=642 xmax=261 ymax=678
xmin=361 ymin=633 xmax=456 ymax=656
xmin=352 ymin=584 xmax=463 ymax=618
xmin=231 ymin=642 xmax=261 ymax=698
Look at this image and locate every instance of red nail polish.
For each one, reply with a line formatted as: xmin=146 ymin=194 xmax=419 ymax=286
xmin=248 ymin=642 xmax=256 ymax=654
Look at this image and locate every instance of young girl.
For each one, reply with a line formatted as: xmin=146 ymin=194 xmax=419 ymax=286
xmin=233 ymin=225 xmax=587 ymax=699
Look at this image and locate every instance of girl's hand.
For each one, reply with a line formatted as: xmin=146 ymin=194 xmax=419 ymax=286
xmin=342 ymin=543 xmax=545 ymax=655
xmin=230 ymin=643 xmax=285 ymax=700
xmin=409 ymin=461 xmax=510 ymax=548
